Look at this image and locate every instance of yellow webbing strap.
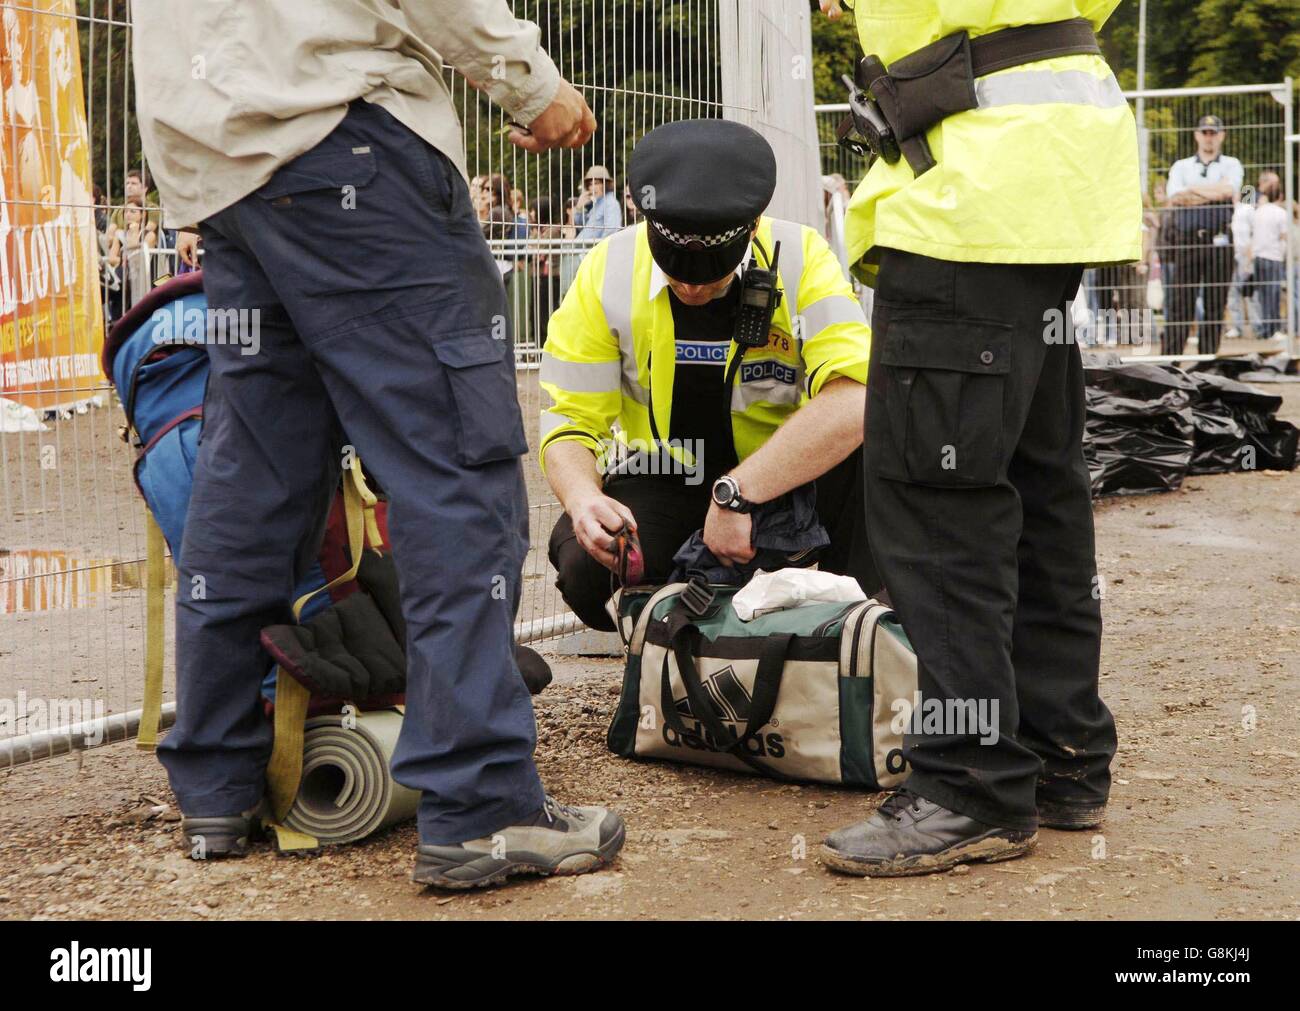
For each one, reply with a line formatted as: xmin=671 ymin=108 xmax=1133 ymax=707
xmin=265 ymin=461 xmax=381 ymax=852
xmin=135 ymin=508 xmax=167 ymax=750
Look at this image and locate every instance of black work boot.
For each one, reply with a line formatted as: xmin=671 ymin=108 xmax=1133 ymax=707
xmin=821 ymin=789 xmax=1036 ymax=877
xmin=515 ymin=643 xmax=553 ymax=696
xmin=179 ymin=799 xmax=268 ymax=860
xmin=1037 ymin=798 xmax=1105 ymax=830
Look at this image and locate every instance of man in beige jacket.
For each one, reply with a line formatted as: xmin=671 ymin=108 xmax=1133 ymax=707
xmin=132 ymin=0 xmax=625 ymax=890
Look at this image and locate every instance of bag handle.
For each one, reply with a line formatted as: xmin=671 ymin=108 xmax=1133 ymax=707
xmin=659 ymin=605 xmax=794 ymax=778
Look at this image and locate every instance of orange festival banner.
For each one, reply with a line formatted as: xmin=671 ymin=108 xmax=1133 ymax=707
xmin=0 ymin=0 xmax=104 ymax=410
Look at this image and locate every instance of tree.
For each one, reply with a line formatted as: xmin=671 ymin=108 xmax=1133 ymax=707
xmin=77 ymin=0 xmax=143 ymax=200
xmin=1187 ymin=0 xmax=1300 ymax=85
xmin=1101 ymin=0 xmax=1300 ymax=87
xmin=809 ymin=0 xmax=861 ymax=105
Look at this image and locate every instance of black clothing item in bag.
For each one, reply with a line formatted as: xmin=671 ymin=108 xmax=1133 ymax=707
xmin=669 ymin=483 xmax=827 ymax=585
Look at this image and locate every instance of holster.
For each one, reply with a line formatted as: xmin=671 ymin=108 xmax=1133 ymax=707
xmin=856 ymin=32 xmax=978 ymax=176
xmin=838 ymin=18 xmax=1102 ymax=177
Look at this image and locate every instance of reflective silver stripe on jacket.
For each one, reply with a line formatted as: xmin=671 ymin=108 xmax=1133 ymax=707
xmin=798 ymin=293 xmax=866 ymax=339
xmin=540 ymin=410 xmax=578 ymax=440
xmin=975 ymin=68 xmax=1125 ymax=111
xmin=599 ymin=228 xmax=648 ymax=405
xmin=539 ymin=352 xmax=622 ymax=394
xmin=730 ymin=374 xmax=803 ymax=413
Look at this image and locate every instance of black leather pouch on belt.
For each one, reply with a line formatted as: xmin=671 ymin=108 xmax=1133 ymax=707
xmin=859 ymin=31 xmax=979 ymax=176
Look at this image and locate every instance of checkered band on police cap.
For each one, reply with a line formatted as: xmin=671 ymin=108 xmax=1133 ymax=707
xmin=647 ymin=218 xmax=752 ymax=249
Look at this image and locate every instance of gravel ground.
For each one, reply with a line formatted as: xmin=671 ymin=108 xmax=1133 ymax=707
xmin=0 ymin=386 xmax=1297 ymax=921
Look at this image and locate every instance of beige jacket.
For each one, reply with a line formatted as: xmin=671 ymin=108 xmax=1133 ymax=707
xmin=131 ymin=0 xmax=560 ymax=227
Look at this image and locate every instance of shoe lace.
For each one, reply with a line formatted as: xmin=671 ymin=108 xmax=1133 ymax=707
xmin=542 ymin=795 xmax=579 ymax=824
xmin=878 ymin=789 xmax=923 ymax=821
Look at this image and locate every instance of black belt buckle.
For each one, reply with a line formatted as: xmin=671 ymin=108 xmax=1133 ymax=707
xmin=679 ymin=575 xmax=716 ymax=619
xmin=837 ymin=74 xmax=900 ymax=165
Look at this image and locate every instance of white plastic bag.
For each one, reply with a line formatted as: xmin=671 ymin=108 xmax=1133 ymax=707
xmin=732 ymin=568 xmax=867 ymax=622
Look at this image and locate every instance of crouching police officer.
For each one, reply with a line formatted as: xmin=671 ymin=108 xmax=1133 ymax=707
xmin=817 ymin=0 xmax=1139 ymax=876
xmin=542 ymin=120 xmax=876 ymax=625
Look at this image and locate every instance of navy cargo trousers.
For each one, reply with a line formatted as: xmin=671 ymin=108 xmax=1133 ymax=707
xmin=158 ymin=100 xmax=546 ymax=844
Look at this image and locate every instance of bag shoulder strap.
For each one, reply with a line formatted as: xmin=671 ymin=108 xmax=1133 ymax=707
xmin=659 ymin=605 xmax=793 ymax=779
xmin=266 ymin=459 xmax=383 ymax=852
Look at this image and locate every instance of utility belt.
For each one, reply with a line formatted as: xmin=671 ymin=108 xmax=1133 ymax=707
xmin=1166 ymin=202 xmax=1234 ymax=248
xmin=837 ymin=18 xmax=1101 ymax=176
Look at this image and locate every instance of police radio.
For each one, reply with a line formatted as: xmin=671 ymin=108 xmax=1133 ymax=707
xmin=732 ymin=239 xmax=782 ymax=349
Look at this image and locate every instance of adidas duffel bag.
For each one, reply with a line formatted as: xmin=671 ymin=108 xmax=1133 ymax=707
xmin=606 ymin=577 xmax=917 ymax=788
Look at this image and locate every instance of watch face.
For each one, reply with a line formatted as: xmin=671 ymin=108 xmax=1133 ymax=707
xmin=712 ymin=479 xmax=733 ymax=507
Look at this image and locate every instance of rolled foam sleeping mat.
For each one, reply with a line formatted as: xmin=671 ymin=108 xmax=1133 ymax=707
xmin=283 ymin=709 xmax=419 ymax=845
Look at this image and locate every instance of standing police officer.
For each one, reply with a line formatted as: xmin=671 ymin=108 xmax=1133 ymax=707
xmin=817 ymin=1 xmax=1140 ymax=876
xmin=133 ymin=0 xmax=625 ymax=890
xmin=1163 ymin=114 xmax=1243 ymax=356
xmin=541 ymin=120 xmax=876 ymax=615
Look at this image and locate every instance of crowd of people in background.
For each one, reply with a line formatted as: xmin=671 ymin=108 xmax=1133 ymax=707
xmin=90 ymin=159 xmax=648 ymax=341
xmin=92 ymin=134 xmax=1296 ymax=353
xmin=468 ymin=163 xmax=640 ymax=348
xmin=1084 ymin=114 xmax=1298 ymax=353
xmin=93 ymin=166 xmax=180 ymax=323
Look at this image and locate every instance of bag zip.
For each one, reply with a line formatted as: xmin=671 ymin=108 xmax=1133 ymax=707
xmin=850 ymin=603 xmax=894 ymax=679
xmin=848 ymin=604 xmax=877 ymax=678
xmin=811 ymin=600 xmax=863 ymax=639
xmin=628 ymin=582 xmax=688 ymax=655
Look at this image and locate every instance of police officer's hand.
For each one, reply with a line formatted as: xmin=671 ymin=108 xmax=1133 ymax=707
xmin=512 ymin=79 xmax=597 ymax=153
xmin=704 ymin=503 xmax=755 ymax=567
xmin=818 ymin=0 xmax=845 ymax=20
xmin=571 ymin=493 xmax=637 ymax=571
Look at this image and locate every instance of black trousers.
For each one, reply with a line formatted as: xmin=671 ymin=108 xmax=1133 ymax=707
xmin=1162 ymin=241 xmax=1234 ymax=356
xmin=865 ymin=248 xmax=1117 ymax=831
xmin=549 ymin=452 xmax=877 ymax=632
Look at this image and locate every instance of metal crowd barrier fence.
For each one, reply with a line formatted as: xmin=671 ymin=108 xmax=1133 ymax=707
xmin=4 ymin=0 xmax=814 ymax=768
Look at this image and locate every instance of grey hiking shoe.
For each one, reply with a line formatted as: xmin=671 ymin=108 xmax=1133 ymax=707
xmin=413 ymin=796 xmax=626 ymax=890
xmin=180 ymin=800 xmax=267 ymax=860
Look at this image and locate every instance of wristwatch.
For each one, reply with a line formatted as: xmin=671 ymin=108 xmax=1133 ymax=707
xmin=711 ymin=475 xmax=755 ymax=513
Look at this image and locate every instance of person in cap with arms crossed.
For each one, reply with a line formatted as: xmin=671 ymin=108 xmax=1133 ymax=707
xmin=1162 ymin=114 xmax=1243 ymax=356
xmin=542 ymin=120 xmax=875 ymax=624
xmin=818 ymin=0 xmax=1139 ymax=876
xmin=132 ymin=0 xmax=625 ymax=890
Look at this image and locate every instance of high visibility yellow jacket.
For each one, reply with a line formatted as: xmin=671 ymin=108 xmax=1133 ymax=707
xmin=539 ymin=217 xmax=870 ymax=475
xmin=844 ymin=1 xmax=1142 ymax=283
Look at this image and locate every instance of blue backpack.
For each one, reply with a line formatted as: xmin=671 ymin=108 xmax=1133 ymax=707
xmin=102 ymin=272 xmax=209 ymax=557
xmin=103 ymin=273 xmax=358 ymax=631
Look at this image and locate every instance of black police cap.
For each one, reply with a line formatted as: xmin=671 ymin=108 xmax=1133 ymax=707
xmin=629 ymin=119 xmax=777 ymax=284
